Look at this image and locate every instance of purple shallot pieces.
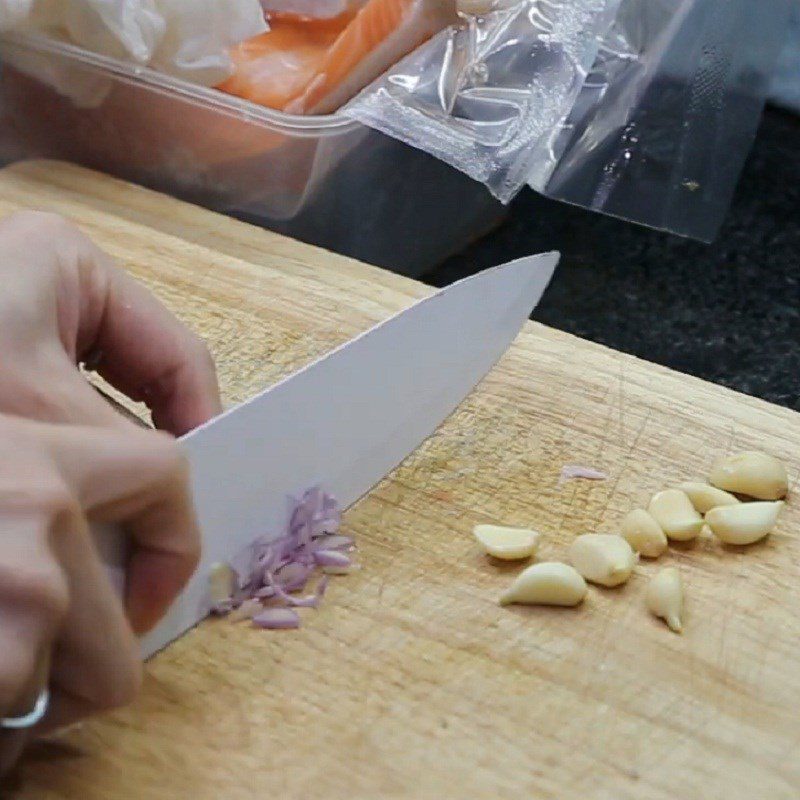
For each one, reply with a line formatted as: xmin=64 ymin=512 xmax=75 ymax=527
xmin=209 ymin=487 xmax=353 ymax=630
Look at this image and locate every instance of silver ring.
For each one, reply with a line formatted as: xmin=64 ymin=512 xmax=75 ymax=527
xmin=1 ymin=689 xmax=50 ymax=730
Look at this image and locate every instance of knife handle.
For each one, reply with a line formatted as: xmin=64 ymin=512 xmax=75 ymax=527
xmin=88 ymin=383 xmax=147 ymax=597
xmin=90 ymin=384 xmax=151 ymax=429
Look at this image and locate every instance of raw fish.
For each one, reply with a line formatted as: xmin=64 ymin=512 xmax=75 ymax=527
xmin=220 ymin=0 xmax=457 ymax=114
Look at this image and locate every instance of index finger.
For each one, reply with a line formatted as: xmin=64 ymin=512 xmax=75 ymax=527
xmin=73 ymin=232 xmax=222 ymax=435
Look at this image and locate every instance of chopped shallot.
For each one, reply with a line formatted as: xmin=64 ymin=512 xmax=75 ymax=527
xmin=558 ymin=465 xmax=608 ymax=485
xmin=313 ymin=550 xmax=351 ymax=568
xmin=271 ymin=575 xmax=330 ymax=608
xmin=312 ymin=535 xmax=354 ymax=551
xmin=252 ymin=608 xmax=301 ymax=630
xmin=209 ymin=487 xmax=353 ymax=631
xmin=274 ymin=561 xmax=313 ymax=592
xmin=227 ymin=599 xmax=263 ymax=623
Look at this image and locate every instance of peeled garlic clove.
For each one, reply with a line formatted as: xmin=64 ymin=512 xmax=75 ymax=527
xmin=646 ymin=567 xmax=684 ymax=633
xmin=473 ymin=524 xmax=540 ymax=560
xmin=209 ymin=562 xmax=234 ymax=605
xmin=705 ymin=501 xmax=783 ymax=545
xmin=677 ymin=482 xmax=740 ymax=514
xmin=709 ymin=451 xmax=788 ymax=500
xmin=620 ymin=509 xmax=668 ymax=558
xmin=648 ymin=489 xmax=703 ymax=541
xmin=499 ymin=562 xmax=587 ymax=607
xmin=568 ymin=534 xmax=637 ymax=587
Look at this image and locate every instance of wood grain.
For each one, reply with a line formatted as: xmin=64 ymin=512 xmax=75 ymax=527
xmin=3 ymin=161 xmax=799 ymax=800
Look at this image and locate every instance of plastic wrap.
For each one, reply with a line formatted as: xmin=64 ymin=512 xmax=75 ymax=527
xmin=345 ymin=0 xmax=791 ymax=239
xmin=540 ymin=0 xmax=794 ymax=240
xmin=344 ymin=0 xmax=622 ymax=202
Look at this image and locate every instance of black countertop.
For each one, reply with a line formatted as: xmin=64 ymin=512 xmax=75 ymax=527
xmin=424 ymin=107 xmax=800 ymax=412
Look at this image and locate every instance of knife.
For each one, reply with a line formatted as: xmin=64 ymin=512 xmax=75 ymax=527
xmin=98 ymin=252 xmax=558 ymax=658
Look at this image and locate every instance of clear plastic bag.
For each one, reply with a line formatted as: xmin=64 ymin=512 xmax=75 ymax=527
xmin=344 ymin=0 xmax=622 ymax=202
xmin=770 ymin=4 xmax=800 ymax=112
xmin=345 ymin=0 xmax=792 ymax=240
xmin=540 ymin=0 xmax=794 ymax=240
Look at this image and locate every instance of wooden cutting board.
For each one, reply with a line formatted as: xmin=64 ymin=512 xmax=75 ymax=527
xmin=2 ymin=161 xmax=798 ymax=800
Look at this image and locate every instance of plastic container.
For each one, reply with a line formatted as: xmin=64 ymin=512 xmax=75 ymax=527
xmin=0 ymin=33 xmax=504 ymax=275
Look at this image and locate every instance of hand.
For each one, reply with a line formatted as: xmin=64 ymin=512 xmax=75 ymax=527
xmin=0 ymin=211 xmax=218 ymax=772
xmin=0 ymin=414 xmax=200 ymax=771
xmin=0 ymin=210 xmax=222 ymax=434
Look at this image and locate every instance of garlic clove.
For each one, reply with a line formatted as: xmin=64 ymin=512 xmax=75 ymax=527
xmin=499 ymin=562 xmax=587 ymax=607
xmin=473 ymin=524 xmax=540 ymax=560
xmin=709 ymin=451 xmax=788 ymax=500
xmin=209 ymin=562 xmax=234 ymax=605
xmin=648 ymin=489 xmax=703 ymax=541
xmin=646 ymin=567 xmax=684 ymax=633
xmin=620 ymin=509 xmax=668 ymax=558
xmin=705 ymin=501 xmax=784 ymax=545
xmin=677 ymin=482 xmax=740 ymax=514
xmin=568 ymin=534 xmax=637 ymax=587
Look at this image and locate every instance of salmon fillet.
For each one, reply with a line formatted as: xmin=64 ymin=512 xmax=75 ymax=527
xmin=290 ymin=0 xmax=457 ymax=114
xmin=219 ymin=0 xmax=457 ymax=114
xmin=219 ymin=13 xmax=354 ymax=109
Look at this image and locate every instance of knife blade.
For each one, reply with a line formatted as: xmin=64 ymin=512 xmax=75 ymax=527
xmin=101 ymin=252 xmax=558 ymax=658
